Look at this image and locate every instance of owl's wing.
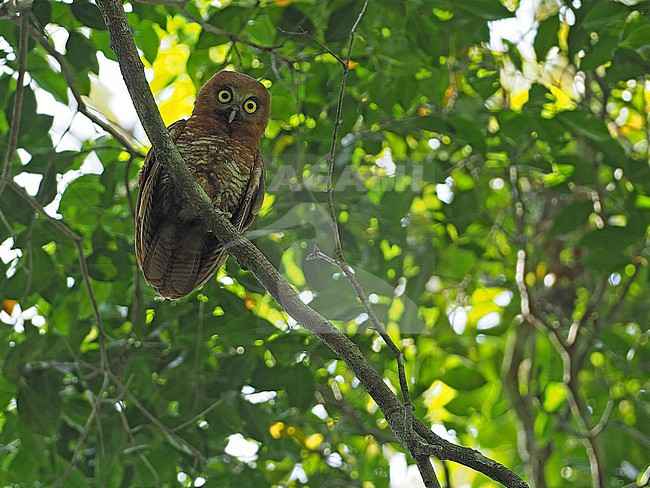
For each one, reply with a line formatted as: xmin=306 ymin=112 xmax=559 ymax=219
xmin=135 ymin=119 xmax=188 ymax=280
xmin=188 ymin=151 xmax=265 ymax=292
xmin=233 ymin=151 xmax=266 ymax=232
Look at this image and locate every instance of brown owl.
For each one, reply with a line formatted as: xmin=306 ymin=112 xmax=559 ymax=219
xmin=135 ymin=70 xmax=270 ymax=299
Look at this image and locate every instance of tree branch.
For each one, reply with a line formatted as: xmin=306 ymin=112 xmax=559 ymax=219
xmin=0 ymin=9 xmax=29 ymax=194
xmin=93 ymin=1 xmax=529 ymax=487
xmin=53 ymin=374 xmax=111 ymax=488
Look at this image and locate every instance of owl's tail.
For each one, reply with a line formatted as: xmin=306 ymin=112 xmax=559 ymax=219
xmin=142 ymin=221 xmax=205 ymax=299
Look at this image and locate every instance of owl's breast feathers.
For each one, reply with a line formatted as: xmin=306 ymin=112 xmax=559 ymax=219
xmin=135 ymin=116 xmax=265 ymax=299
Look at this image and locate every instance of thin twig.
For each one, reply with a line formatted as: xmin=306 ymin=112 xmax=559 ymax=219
xmin=508 ymin=162 xmax=608 ymax=488
xmin=306 ymin=247 xmax=412 ymax=406
xmin=125 ymin=152 xmax=144 ymax=328
xmin=0 ymin=11 xmax=29 ymax=194
xmin=175 ymin=2 xmax=311 ymax=81
xmin=53 ymin=374 xmax=111 ymax=488
xmin=171 ymin=399 xmax=223 ymax=433
xmin=323 ymin=3 xmax=366 ymax=243
xmin=192 ymin=299 xmax=205 ymax=409
xmin=314 ymin=0 xmax=417 ymax=409
xmin=117 ymin=406 xmax=160 ymax=484
xmin=27 ymin=24 xmax=144 ymax=158
xmin=4 ymin=23 xmax=127 ymax=448
xmin=93 ymin=407 xmax=108 ymax=488
xmin=301 ymin=1 xmax=435 ymax=484
xmin=279 ymin=27 xmax=345 ymax=65
xmin=589 ymin=398 xmax=614 ymax=438
xmin=178 ymin=4 xmax=285 ymax=54
xmin=575 ymin=261 xmax=643 ymax=369
xmin=5 ymin=180 xmax=109 ymax=368
xmin=110 ymin=372 xmax=205 ymax=461
xmin=0 ymin=208 xmax=16 ymax=236
xmin=0 ymin=13 xmax=109 ymax=379
xmin=507 ymin=164 xmax=559 ymax=487
xmin=306 ymin=0 xmax=414 ymax=438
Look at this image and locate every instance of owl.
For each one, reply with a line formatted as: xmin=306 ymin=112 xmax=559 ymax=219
xmin=135 ymin=70 xmax=270 ymax=299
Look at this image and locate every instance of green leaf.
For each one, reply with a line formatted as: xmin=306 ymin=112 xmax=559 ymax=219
xmin=132 ymin=1 xmax=167 ymax=27
xmin=556 ymin=111 xmax=610 ymax=142
xmin=187 ymin=49 xmax=213 ymax=85
xmin=619 ymin=24 xmax=650 ymax=60
xmin=445 ymin=389 xmax=489 ymax=416
xmin=548 ymin=200 xmax=593 ymax=237
xmin=468 ymin=71 xmax=499 ymax=99
xmin=251 ymin=364 xmax=289 ymax=391
xmin=581 ymin=33 xmax=619 ymax=70
xmin=32 ymin=0 xmax=52 ymax=26
xmin=87 ymin=253 xmax=118 ymax=281
xmin=543 ymin=382 xmax=567 ymax=412
xmin=441 ymin=365 xmax=487 ymax=390
xmin=7 ymin=448 xmax=39 ymax=482
xmin=17 ymin=421 xmax=47 ymax=464
xmin=134 ymin=20 xmax=159 ymax=65
xmin=205 ymin=6 xmax=250 ymax=41
xmin=454 ymin=0 xmax=512 ymax=21
xmin=581 ymin=2 xmax=630 ymax=30
xmin=278 ymin=6 xmax=316 ymax=35
xmin=436 ymin=246 xmax=476 ymax=280
xmin=498 ymin=110 xmax=533 ymax=142
xmin=36 ymin=165 xmax=58 ymax=205
xmin=28 ymin=248 xmax=56 ymax=294
xmin=0 ymin=185 xmax=34 ymax=225
xmin=580 ymin=225 xmax=641 ymax=272
xmin=17 ymin=370 xmax=62 ymax=436
xmin=284 ymin=364 xmax=315 ymax=410
xmin=580 ymin=225 xmax=642 ymax=249
xmin=66 ymin=31 xmax=99 ymax=75
xmin=308 ymin=289 xmax=364 ymax=321
xmin=27 ymin=53 xmax=69 ymax=104
xmin=10 ymin=85 xmax=54 ymax=151
xmin=60 ymin=176 xmax=105 ymax=211
xmin=0 ymin=376 xmax=17 ymax=409
xmin=325 ymin=0 xmax=364 ymax=43
xmin=71 ymin=0 xmax=107 ymax=30
xmin=535 ymin=15 xmax=560 ymax=61
xmin=196 ymin=29 xmax=229 ymax=51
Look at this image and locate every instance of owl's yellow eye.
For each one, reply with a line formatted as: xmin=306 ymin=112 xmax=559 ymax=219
xmin=243 ymin=98 xmax=257 ymax=114
xmin=218 ymin=89 xmax=232 ymax=103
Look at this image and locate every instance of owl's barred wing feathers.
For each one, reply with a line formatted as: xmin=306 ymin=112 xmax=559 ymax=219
xmin=181 ymin=150 xmax=265 ymax=296
xmin=136 ymin=119 xmax=209 ymax=298
xmin=135 ymin=124 xmax=266 ymax=299
xmin=135 ymin=119 xmax=187 ymax=291
xmin=232 ymin=152 xmax=266 ymax=231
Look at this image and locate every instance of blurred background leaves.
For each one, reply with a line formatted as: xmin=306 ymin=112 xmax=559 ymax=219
xmin=0 ymin=0 xmax=649 ymax=487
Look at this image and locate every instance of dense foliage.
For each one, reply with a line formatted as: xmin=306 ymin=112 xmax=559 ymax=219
xmin=1 ymin=0 xmax=648 ymax=487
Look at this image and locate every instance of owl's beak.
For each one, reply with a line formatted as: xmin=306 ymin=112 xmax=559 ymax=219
xmin=228 ymin=108 xmax=238 ymax=124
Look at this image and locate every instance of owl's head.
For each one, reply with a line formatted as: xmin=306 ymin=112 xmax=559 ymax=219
xmin=194 ymin=70 xmax=271 ymax=138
